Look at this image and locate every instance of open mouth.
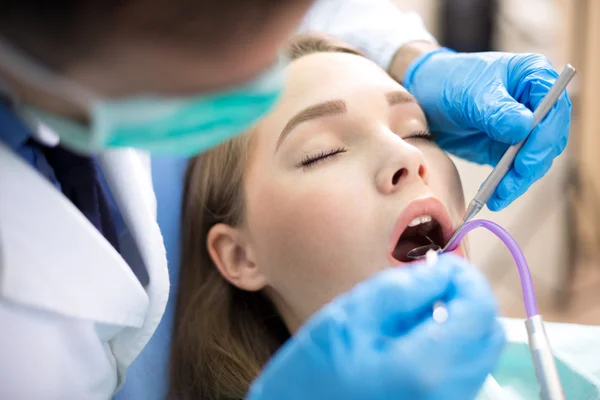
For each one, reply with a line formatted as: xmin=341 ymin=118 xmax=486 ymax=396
xmin=389 ymin=197 xmax=454 ymax=264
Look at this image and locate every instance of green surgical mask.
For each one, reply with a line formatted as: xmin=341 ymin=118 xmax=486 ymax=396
xmin=0 ymin=39 xmax=285 ymax=155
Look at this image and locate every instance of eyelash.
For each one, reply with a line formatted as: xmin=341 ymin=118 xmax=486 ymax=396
xmin=297 ymin=147 xmax=347 ymax=170
xmin=296 ymin=130 xmax=432 ymax=170
xmin=404 ymin=130 xmax=434 ymax=142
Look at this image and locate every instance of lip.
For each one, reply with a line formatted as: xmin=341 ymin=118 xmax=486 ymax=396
xmin=388 ymin=196 xmax=463 ymax=265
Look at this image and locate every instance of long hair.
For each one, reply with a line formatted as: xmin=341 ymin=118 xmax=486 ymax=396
xmin=169 ymin=35 xmax=364 ymax=400
xmin=169 ymin=134 xmax=290 ymax=400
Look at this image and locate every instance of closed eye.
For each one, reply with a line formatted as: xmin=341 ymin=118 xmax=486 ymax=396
xmin=403 ymin=130 xmax=435 ymax=142
xmin=297 ymin=147 xmax=347 ymax=170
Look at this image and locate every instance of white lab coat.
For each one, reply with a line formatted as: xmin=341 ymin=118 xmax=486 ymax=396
xmin=0 ymin=142 xmax=168 ymax=399
xmin=0 ymin=1 xmax=434 ymax=398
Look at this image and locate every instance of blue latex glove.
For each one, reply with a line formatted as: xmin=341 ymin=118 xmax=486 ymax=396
xmin=403 ymin=49 xmax=572 ymax=211
xmin=247 ymin=255 xmax=505 ymax=400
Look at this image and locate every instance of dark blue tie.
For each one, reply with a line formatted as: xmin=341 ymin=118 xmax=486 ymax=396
xmin=0 ymin=95 xmax=121 ymax=254
xmin=40 ymin=143 xmax=121 ymax=252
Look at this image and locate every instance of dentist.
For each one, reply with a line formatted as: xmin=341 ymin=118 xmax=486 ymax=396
xmin=0 ymin=0 xmax=570 ymax=399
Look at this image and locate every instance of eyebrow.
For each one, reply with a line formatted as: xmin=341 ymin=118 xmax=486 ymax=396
xmin=385 ymin=90 xmax=417 ymax=106
xmin=276 ymin=91 xmax=416 ymax=150
xmin=276 ymin=100 xmax=347 ymax=149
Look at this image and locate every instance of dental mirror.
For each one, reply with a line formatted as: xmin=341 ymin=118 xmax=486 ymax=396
xmin=406 ymin=235 xmax=442 ymax=260
xmin=407 ymin=244 xmax=441 ymax=260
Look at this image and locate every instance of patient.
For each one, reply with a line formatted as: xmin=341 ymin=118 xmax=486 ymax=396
xmin=170 ymin=35 xmax=467 ymax=400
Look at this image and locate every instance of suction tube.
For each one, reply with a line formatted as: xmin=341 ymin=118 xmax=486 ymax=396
xmin=443 ymin=219 xmax=538 ymax=318
xmin=443 ymin=219 xmax=564 ymax=399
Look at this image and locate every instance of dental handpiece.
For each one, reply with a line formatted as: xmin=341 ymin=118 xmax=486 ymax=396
xmin=443 ymin=65 xmax=577 ymax=251
xmin=526 ymin=315 xmax=565 ymax=400
xmin=441 ymin=220 xmax=565 ymax=399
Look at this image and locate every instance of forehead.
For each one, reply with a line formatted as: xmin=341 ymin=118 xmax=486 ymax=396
xmin=280 ymin=52 xmax=405 ymax=111
xmin=253 ymin=51 xmax=411 ymax=148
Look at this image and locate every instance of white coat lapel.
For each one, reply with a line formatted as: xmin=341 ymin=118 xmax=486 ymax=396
xmin=98 ymin=149 xmax=169 ymax=369
xmin=0 ymin=142 xmax=148 ymax=327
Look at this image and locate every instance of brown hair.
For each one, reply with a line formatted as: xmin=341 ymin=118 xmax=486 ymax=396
xmin=169 ymin=35 xmax=364 ymax=400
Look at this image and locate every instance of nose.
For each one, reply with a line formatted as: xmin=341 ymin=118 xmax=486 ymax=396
xmin=376 ymin=140 xmax=429 ymax=194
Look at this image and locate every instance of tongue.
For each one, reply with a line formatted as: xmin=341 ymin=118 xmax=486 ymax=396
xmin=392 ymin=223 xmax=438 ymax=262
xmin=392 ymin=239 xmax=424 ymax=261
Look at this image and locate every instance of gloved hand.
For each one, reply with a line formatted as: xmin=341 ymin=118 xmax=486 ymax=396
xmin=246 ymin=254 xmax=505 ymax=400
xmin=403 ymin=49 xmax=572 ymax=211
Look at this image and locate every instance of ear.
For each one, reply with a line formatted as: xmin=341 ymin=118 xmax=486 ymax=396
xmin=207 ymin=223 xmax=267 ymax=292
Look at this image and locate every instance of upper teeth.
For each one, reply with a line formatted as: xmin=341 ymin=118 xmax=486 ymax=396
xmin=408 ymin=215 xmax=433 ymax=227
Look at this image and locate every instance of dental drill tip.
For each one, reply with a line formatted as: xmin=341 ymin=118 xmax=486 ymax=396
xmin=439 ymin=200 xmax=483 ymax=252
xmin=464 ymin=199 xmax=484 ymax=224
xmin=441 ymin=229 xmax=460 ymax=253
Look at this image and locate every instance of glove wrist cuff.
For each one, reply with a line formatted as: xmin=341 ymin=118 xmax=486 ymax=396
xmin=402 ymin=47 xmax=456 ymax=92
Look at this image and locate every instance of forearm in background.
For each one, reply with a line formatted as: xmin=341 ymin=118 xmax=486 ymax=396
xmin=388 ymin=40 xmax=440 ymax=84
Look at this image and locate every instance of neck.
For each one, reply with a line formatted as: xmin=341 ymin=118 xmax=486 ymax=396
xmin=265 ymin=287 xmax=303 ymax=334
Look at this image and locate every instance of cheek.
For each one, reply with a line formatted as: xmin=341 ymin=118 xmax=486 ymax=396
xmin=244 ymin=168 xmax=382 ymax=310
xmin=247 ymin=174 xmax=367 ymax=270
xmin=423 ymin=147 xmax=466 ymax=218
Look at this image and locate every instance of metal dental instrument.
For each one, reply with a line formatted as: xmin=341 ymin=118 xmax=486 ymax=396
xmin=438 ymin=65 xmax=577 ymax=255
xmin=410 ymin=236 xmax=440 ymax=260
xmin=407 ymin=65 xmax=576 ymax=260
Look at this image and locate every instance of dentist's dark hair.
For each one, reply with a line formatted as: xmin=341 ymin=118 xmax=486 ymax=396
xmin=0 ymin=0 xmax=309 ymax=71
xmin=170 ymin=35 xmax=363 ymax=400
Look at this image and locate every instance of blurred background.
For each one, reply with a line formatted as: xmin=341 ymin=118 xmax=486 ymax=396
xmin=394 ymin=0 xmax=600 ymax=324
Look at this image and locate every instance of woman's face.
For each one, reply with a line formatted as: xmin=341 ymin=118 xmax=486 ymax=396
xmin=241 ymin=52 xmax=466 ymax=332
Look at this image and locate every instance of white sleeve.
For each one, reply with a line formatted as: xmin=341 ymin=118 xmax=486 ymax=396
xmin=299 ymin=0 xmax=437 ymax=71
xmin=0 ymin=299 xmax=118 ymax=400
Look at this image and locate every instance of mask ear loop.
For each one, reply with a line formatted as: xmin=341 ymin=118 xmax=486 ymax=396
xmin=0 ymin=38 xmax=107 ymax=149
xmin=0 ymin=38 xmax=99 ymax=109
xmin=0 ymin=81 xmax=19 ymax=107
xmin=0 ymin=73 xmax=62 ymax=146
